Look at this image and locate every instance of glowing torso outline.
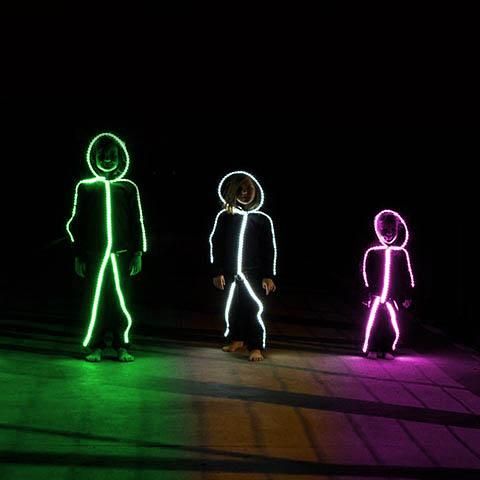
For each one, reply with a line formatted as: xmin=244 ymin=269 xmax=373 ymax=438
xmin=362 ymin=209 xmax=414 ymax=353
xmin=66 ymin=133 xmax=147 ymax=347
xmin=209 ymin=171 xmax=277 ymax=349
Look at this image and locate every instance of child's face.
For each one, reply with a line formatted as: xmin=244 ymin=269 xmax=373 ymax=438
xmin=95 ymin=145 xmax=120 ymax=173
xmin=236 ymin=177 xmax=256 ymax=206
xmin=379 ymin=219 xmax=398 ymax=244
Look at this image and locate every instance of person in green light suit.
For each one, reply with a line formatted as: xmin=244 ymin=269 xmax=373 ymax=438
xmin=67 ymin=133 xmax=147 ymax=362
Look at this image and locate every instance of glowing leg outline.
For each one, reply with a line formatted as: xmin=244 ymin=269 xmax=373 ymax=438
xmin=362 ymin=296 xmax=381 ymax=353
xmin=83 ymin=253 xmax=111 ymax=347
xmin=238 ymin=273 xmax=267 ymax=349
xmin=83 ymin=180 xmax=113 ymax=348
xmin=224 ymin=282 xmax=237 ymax=338
xmin=386 ymin=301 xmax=400 ymax=351
xmin=111 ymin=254 xmax=133 ymax=344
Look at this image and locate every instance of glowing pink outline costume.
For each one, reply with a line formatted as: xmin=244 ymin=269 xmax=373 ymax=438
xmin=362 ymin=209 xmax=415 ymax=353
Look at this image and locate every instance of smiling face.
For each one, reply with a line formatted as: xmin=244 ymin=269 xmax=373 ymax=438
xmin=88 ymin=134 xmax=129 ymax=180
xmin=374 ymin=209 xmax=410 ymax=248
xmin=95 ymin=143 xmax=120 ymax=173
xmin=379 ymin=214 xmax=399 ymax=244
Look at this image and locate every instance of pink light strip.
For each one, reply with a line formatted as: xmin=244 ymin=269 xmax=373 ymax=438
xmin=362 ymin=296 xmax=381 ymax=353
xmin=402 ymin=248 xmax=415 ymax=287
xmin=362 ymin=246 xmax=385 ymax=287
xmin=380 ymin=248 xmax=392 ymax=303
xmin=374 ymin=209 xmax=410 ymax=248
xmin=386 ymin=301 xmax=400 ymax=350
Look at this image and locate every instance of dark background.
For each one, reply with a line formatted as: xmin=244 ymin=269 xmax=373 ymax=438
xmin=0 ymin=97 xmax=477 ymax=348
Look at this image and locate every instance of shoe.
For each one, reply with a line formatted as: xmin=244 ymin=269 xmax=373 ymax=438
xmin=85 ymin=348 xmax=102 ymax=362
xmin=117 ymin=348 xmax=134 ymax=362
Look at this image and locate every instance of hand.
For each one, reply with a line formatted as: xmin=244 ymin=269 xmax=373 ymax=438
xmin=402 ymin=298 xmax=412 ymax=309
xmin=262 ymin=278 xmax=276 ymax=295
xmin=129 ymin=254 xmax=142 ymax=276
xmin=362 ymin=293 xmax=371 ymax=308
xmin=362 ymin=298 xmax=371 ymax=308
xmin=74 ymin=257 xmax=86 ymax=278
xmin=213 ymin=275 xmax=225 ymax=290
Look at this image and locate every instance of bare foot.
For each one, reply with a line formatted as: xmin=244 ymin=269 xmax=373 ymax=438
xmin=117 ymin=348 xmax=135 ymax=362
xmin=222 ymin=341 xmax=244 ymax=352
xmin=249 ymin=349 xmax=264 ymax=362
xmin=85 ymin=348 xmax=102 ymax=362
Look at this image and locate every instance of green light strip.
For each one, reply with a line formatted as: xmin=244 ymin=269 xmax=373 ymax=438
xmin=69 ymin=132 xmax=141 ymax=348
xmin=111 ymin=254 xmax=133 ymax=344
xmin=86 ymin=132 xmax=130 ymax=180
xmin=114 ymin=179 xmax=148 ymax=252
xmin=66 ymin=178 xmax=101 ymax=242
xmin=82 ymin=180 xmax=113 ymax=347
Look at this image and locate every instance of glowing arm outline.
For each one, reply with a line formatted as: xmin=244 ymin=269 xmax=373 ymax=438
xmin=209 ymin=209 xmax=226 ymax=264
xmin=402 ymin=248 xmax=415 ymax=288
xmin=256 ymin=211 xmax=277 ymax=277
xmin=115 ymin=179 xmax=148 ymax=253
xmin=66 ymin=178 xmax=99 ymax=243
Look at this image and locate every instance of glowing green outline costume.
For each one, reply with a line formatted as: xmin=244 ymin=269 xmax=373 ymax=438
xmin=66 ymin=132 xmax=147 ymax=347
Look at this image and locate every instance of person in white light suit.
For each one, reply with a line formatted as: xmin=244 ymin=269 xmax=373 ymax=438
xmin=209 ymin=171 xmax=277 ymax=362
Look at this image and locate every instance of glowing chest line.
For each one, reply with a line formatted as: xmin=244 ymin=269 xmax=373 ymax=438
xmin=361 ymin=246 xmax=415 ymax=353
xmin=380 ymin=247 xmax=392 ymax=304
xmin=227 ymin=213 xmax=267 ymax=348
xmin=83 ymin=180 xmax=134 ymax=347
xmin=210 ymin=206 xmax=277 ymax=350
xmin=363 ymin=246 xmax=415 ymax=303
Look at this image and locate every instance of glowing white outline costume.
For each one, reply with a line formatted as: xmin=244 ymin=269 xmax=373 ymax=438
xmin=209 ymin=171 xmax=277 ymax=349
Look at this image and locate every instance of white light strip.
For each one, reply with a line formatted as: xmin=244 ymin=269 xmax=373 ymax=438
xmin=256 ymin=211 xmax=277 ymax=276
xmin=237 ymin=214 xmax=249 ymax=273
xmin=217 ymin=170 xmax=265 ymax=212
xmin=224 ymin=282 xmax=237 ymax=338
xmin=209 ymin=210 xmax=226 ymax=264
xmin=211 ymin=171 xmax=277 ymax=351
xmin=239 ymin=272 xmax=267 ymax=349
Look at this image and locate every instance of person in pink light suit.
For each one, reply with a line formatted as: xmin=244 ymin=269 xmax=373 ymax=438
xmin=361 ymin=210 xmax=415 ymax=359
